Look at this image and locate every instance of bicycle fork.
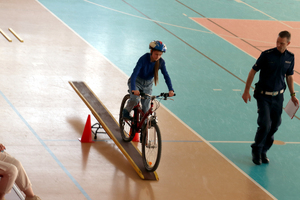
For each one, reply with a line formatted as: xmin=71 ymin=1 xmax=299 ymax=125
xmin=145 ymin=113 xmax=158 ymax=148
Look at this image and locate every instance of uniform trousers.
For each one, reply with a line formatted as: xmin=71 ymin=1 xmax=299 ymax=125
xmin=252 ymin=92 xmax=284 ymax=154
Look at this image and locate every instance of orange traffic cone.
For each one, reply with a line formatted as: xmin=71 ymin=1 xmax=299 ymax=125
xmin=131 ymin=114 xmax=139 ymax=142
xmin=132 ymin=129 xmax=140 ymax=142
xmin=79 ymin=115 xmax=94 ymax=143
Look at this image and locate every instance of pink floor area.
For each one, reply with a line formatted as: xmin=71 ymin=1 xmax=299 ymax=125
xmin=192 ymin=18 xmax=300 ymax=85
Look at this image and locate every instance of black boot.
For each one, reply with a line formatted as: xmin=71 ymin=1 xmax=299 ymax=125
xmin=261 ymin=153 xmax=269 ymax=164
xmin=252 ymin=152 xmax=262 ymax=165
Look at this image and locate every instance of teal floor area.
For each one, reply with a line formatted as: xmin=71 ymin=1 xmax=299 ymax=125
xmin=213 ymin=143 xmax=300 ymax=200
xmin=38 ymin=0 xmax=300 ymax=199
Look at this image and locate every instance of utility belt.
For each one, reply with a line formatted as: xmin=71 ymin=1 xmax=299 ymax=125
xmin=255 ymin=89 xmax=284 ymax=96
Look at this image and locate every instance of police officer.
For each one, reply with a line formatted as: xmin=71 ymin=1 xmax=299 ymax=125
xmin=242 ymin=30 xmax=299 ymax=165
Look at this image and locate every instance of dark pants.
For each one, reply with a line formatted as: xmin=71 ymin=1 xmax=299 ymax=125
xmin=252 ymin=92 xmax=284 ymax=155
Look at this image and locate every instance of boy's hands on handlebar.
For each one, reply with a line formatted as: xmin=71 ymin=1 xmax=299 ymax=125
xmin=132 ymin=90 xmax=140 ymax=96
xmin=168 ymin=90 xmax=174 ymax=97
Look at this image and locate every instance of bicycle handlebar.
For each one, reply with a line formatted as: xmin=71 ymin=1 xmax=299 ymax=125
xmin=159 ymin=92 xmax=176 ymax=98
xmin=132 ymin=91 xmax=176 ymax=100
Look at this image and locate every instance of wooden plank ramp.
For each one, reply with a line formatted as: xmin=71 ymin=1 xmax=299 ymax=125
xmin=69 ymin=81 xmax=159 ymax=180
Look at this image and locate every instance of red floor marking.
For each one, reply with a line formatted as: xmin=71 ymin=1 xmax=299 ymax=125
xmin=192 ymin=18 xmax=300 ymax=85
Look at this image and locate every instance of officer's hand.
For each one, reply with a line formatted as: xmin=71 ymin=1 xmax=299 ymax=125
xmin=242 ymin=92 xmax=251 ymax=103
xmin=291 ymin=96 xmax=299 ymax=106
xmin=168 ymin=90 xmax=174 ymax=97
xmin=132 ymin=90 xmax=140 ymax=96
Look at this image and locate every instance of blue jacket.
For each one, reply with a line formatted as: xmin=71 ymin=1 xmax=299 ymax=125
xmin=130 ymin=53 xmax=174 ymax=91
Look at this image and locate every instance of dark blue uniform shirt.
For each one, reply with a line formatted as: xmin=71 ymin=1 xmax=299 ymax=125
xmin=253 ymin=47 xmax=294 ymax=91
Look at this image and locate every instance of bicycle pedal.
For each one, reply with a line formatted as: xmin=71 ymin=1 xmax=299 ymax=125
xmin=123 ymin=117 xmax=133 ymax=121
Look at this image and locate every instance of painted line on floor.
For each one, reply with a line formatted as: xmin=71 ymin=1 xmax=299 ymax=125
xmin=43 ymin=139 xmax=204 ymax=143
xmin=208 ymin=141 xmax=300 ymax=145
xmin=162 ymin=140 xmax=203 ymax=142
xmin=43 ymin=139 xmax=112 ymax=142
xmin=0 ymin=90 xmax=92 ymax=200
xmin=43 ymin=139 xmax=80 ymax=141
xmin=208 ymin=141 xmax=253 ymax=143
xmin=84 ymin=0 xmax=212 ymax=34
xmin=176 ymin=0 xmax=262 ymax=52
xmin=235 ymin=0 xmax=299 ymax=29
xmin=285 ymin=142 xmax=300 ymax=144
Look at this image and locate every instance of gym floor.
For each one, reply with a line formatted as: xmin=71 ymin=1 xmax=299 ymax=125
xmin=1 ymin=0 xmax=300 ymax=199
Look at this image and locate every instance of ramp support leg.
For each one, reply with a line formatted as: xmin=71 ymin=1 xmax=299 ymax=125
xmin=91 ymin=123 xmax=106 ymax=140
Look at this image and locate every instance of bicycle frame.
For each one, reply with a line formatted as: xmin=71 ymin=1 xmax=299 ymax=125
xmin=132 ymin=99 xmax=154 ymax=131
xmin=120 ymin=92 xmax=174 ymax=171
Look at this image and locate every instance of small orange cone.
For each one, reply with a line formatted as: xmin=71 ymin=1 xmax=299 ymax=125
xmin=131 ymin=114 xmax=139 ymax=142
xmin=79 ymin=115 xmax=94 ymax=143
xmin=132 ymin=129 xmax=140 ymax=142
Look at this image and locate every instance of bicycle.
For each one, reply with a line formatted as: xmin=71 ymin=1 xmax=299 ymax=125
xmin=119 ymin=91 xmax=175 ymax=172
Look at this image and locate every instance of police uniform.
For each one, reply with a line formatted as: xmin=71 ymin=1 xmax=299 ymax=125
xmin=252 ymin=47 xmax=294 ymax=156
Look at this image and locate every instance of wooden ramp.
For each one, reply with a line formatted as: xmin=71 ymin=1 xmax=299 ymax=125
xmin=69 ymin=81 xmax=158 ymax=180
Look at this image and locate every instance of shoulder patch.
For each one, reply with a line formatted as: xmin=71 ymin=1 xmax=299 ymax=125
xmin=263 ymin=48 xmax=275 ymax=54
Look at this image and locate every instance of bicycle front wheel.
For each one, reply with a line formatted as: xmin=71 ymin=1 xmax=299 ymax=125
xmin=142 ymin=123 xmax=161 ymax=172
xmin=119 ymin=94 xmax=136 ymax=142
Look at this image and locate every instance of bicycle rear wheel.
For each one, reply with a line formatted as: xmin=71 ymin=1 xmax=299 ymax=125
xmin=142 ymin=123 xmax=161 ymax=172
xmin=119 ymin=94 xmax=136 ymax=142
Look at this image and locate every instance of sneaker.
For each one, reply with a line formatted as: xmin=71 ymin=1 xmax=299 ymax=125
xmin=25 ymin=195 xmax=41 ymax=200
xmin=122 ymin=109 xmax=132 ymax=120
